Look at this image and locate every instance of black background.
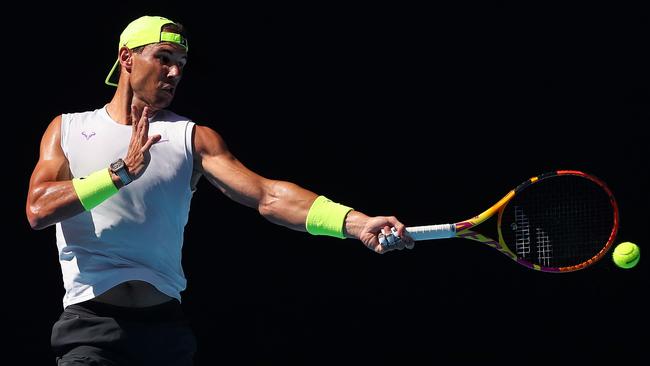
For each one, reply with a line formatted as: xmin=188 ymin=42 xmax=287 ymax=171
xmin=9 ymin=2 xmax=648 ymax=364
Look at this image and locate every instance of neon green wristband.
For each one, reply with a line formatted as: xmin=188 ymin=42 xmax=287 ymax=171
xmin=72 ymin=168 xmax=119 ymax=211
xmin=305 ymin=196 xmax=353 ymax=239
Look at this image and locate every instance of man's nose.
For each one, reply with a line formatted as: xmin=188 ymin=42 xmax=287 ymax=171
xmin=168 ymin=64 xmax=182 ymax=78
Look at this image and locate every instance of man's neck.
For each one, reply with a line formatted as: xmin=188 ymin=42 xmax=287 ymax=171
xmin=106 ymin=85 xmax=158 ymax=125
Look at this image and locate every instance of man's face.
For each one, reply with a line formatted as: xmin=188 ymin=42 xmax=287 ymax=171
xmin=130 ymin=42 xmax=188 ymax=109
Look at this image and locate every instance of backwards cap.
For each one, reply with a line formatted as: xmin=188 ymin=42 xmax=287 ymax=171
xmin=105 ymin=15 xmax=189 ymax=86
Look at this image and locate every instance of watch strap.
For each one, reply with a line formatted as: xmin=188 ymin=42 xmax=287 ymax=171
xmin=111 ymin=158 xmax=133 ymax=186
xmin=116 ymin=166 xmax=133 ymax=186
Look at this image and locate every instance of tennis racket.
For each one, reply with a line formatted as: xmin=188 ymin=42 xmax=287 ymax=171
xmin=379 ymin=170 xmax=619 ymax=272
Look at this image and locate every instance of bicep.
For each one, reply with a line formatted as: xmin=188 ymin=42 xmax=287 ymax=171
xmin=29 ymin=116 xmax=71 ymax=189
xmin=26 ymin=116 xmax=87 ymax=229
xmin=193 ymin=125 xmax=269 ymax=208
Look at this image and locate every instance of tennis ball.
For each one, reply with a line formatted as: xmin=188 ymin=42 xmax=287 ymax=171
xmin=612 ymin=242 xmax=640 ymax=269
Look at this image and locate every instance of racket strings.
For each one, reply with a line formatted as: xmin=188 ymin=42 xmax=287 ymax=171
xmin=501 ymin=175 xmax=615 ymax=268
xmin=513 ymin=208 xmax=553 ymax=266
xmin=514 ymin=206 xmax=531 ymax=257
xmin=535 ymin=227 xmax=551 ymax=266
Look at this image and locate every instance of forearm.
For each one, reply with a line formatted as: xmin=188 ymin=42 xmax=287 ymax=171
xmin=258 ymin=180 xmax=319 ymax=231
xmin=258 ymin=181 xmax=371 ymax=240
xmin=26 ymin=180 xmax=85 ymax=230
xmin=342 ymin=210 xmax=371 ymax=239
xmin=27 ymin=168 xmax=122 ymax=230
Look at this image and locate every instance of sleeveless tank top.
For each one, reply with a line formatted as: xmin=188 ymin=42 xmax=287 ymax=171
xmin=56 ymin=106 xmax=195 ymax=308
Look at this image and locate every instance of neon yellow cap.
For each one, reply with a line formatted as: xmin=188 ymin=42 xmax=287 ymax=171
xmin=105 ymin=15 xmax=189 ymax=87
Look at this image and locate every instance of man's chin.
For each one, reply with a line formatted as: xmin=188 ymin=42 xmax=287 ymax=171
xmin=151 ymin=96 xmax=173 ymax=110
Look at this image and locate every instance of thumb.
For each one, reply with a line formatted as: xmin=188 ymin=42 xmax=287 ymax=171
xmin=141 ymin=134 xmax=162 ymax=153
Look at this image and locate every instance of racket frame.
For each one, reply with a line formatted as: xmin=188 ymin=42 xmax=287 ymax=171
xmin=403 ymin=170 xmax=619 ymax=272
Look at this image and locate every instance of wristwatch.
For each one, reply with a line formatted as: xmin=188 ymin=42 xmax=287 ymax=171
xmin=110 ymin=158 xmax=133 ymax=186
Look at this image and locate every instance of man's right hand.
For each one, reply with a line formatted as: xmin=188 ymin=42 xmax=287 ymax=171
xmin=123 ymin=106 xmax=161 ymax=180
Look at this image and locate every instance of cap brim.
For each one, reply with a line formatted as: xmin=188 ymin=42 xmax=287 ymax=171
xmin=105 ymin=59 xmax=119 ymax=87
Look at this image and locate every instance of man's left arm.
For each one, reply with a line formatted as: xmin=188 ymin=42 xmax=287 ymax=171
xmin=192 ymin=124 xmax=412 ymax=253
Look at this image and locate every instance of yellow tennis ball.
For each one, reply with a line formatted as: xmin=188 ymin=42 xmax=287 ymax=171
xmin=612 ymin=242 xmax=640 ymax=269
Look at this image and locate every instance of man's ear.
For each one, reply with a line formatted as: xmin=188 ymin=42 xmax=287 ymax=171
xmin=118 ymin=47 xmax=134 ymax=73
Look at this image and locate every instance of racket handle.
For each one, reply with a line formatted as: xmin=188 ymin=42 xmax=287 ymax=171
xmin=405 ymin=224 xmax=456 ymax=241
xmin=378 ymin=224 xmax=455 ymax=249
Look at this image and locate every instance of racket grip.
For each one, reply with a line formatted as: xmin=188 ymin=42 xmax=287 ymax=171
xmin=405 ymin=224 xmax=455 ymax=241
xmin=378 ymin=224 xmax=456 ymax=249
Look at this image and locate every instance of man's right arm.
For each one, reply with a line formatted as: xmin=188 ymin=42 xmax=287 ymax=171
xmin=27 ymin=107 xmax=160 ymax=230
xmin=26 ymin=115 xmax=87 ymax=230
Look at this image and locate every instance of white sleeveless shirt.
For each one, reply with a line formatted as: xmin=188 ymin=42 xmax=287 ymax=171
xmin=56 ymin=106 xmax=195 ymax=308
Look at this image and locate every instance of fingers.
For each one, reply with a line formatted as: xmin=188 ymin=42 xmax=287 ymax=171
xmin=137 ymin=107 xmax=159 ymax=152
xmin=124 ymin=105 xmax=158 ymax=179
xmin=130 ymin=105 xmax=151 ymax=140
xmin=370 ymin=236 xmax=384 ymax=254
xmin=131 ymin=105 xmax=142 ymax=128
xmin=140 ymin=106 xmax=150 ymax=143
xmin=375 ymin=217 xmax=415 ymax=253
xmin=141 ymin=134 xmax=162 ymax=153
xmin=384 ymin=217 xmax=413 ymax=243
xmin=384 ymin=216 xmax=406 ymax=236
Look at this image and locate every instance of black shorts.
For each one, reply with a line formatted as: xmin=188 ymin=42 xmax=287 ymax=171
xmin=51 ymin=299 xmax=196 ymax=366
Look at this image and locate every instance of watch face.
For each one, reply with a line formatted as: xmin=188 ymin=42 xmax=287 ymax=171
xmin=111 ymin=159 xmax=124 ymax=171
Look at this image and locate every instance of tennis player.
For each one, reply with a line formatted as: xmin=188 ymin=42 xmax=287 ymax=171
xmin=25 ymin=15 xmax=413 ymax=365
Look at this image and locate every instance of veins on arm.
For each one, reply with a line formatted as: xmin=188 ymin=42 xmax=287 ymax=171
xmin=192 ymin=124 xmax=318 ymax=231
